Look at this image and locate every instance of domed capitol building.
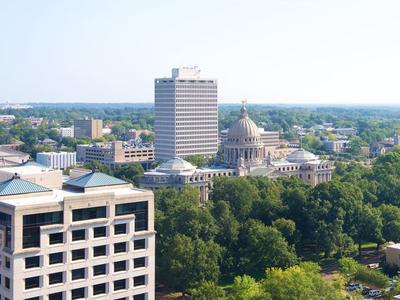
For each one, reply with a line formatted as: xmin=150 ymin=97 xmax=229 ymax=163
xmin=141 ymin=102 xmax=333 ymax=203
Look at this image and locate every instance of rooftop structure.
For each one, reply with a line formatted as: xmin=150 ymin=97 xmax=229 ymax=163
xmin=0 ymin=168 xmax=155 ymax=300
xmin=0 ymin=146 xmax=30 ymax=168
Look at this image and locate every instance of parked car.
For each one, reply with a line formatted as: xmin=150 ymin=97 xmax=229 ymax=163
xmin=346 ymin=282 xmax=362 ymax=291
xmin=368 ymin=289 xmax=382 ymax=298
xmin=362 ymin=287 xmax=371 ymax=296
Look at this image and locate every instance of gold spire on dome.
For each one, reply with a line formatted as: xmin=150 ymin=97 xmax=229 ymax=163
xmin=240 ymin=99 xmax=248 ymax=118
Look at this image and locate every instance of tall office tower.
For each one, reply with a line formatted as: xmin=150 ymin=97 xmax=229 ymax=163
xmin=74 ymin=119 xmax=103 ymax=139
xmin=154 ymin=67 xmax=218 ymax=160
xmin=0 ymin=168 xmax=155 ymax=300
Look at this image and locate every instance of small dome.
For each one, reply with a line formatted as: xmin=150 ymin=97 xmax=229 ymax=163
xmin=157 ymin=157 xmax=195 ymax=174
xmin=286 ymin=148 xmax=317 ymax=163
xmin=227 ymin=105 xmax=260 ymax=139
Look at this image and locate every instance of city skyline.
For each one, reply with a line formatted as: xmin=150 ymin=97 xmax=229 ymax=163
xmin=2 ymin=0 xmax=400 ymax=104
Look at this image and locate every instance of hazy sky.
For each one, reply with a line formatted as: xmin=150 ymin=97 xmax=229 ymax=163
xmin=1 ymin=0 xmax=400 ymax=104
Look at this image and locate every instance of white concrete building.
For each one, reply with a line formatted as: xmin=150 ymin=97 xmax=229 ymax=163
xmin=60 ymin=127 xmax=74 ymax=138
xmin=0 ymin=115 xmax=16 ymax=123
xmin=0 ymin=169 xmax=155 ymax=300
xmin=154 ymin=67 xmax=218 ymax=160
xmin=36 ymin=152 xmax=77 ymax=170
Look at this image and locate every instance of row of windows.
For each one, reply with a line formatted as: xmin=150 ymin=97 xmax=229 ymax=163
xmin=22 ymin=202 xmax=148 ymax=249
xmin=25 ymin=239 xmax=146 ymax=269
xmin=24 ymin=258 xmax=146 ymax=290
xmin=22 ymin=287 xmax=147 ymax=300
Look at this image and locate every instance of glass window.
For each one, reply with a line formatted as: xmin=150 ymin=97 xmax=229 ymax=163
xmin=93 ymin=283 xmax=106 ymax=295
xmin=5 ymin=276 xmax=10 ymax=289
xmin=115 ymin=201 xmax=148 ymax=231
xmin=93 ymin=264 xmax=107 ymax=276
xmin=25 ymin=297 xmax=40 ymax=300
xmin=72 ymin=229 xmax=86 ymax=241
xmin=48 ymin=292 xmax=63 ymax=300
xmin=93 ymin=245 xmax=106 ymax=257
xmin=0 ymin=212 xmax=12 ymax=248
xmin=114 ymin=260 xmax=127 ymax=272
xmin=25 ymin=256 xmax=40 ymax=269
xmin=113 ymin=279 xmax=126 ymax=291
xmin=72 ymin=249 xmax=85 ymax=261
xmin=49 ymin=252 xmax=64 ymax=264
xmin=93 ymin=226 xmax=107 ymax=238
xmin=114 ymin=223 xmax=127 ymax=235
xmin=134 ymin=239 xmax=146 ymax=250
xmin=49 ymin=232 xmax=63 ymax=245
xmin=72 ymin=206 xmax=106 ymax=222
xmin=25 ymin=276 xmax=40 ymax=289
xmin=133 ymin=275 xmax=146 ymax=287
xmin=133 ymin=294 xmax=147 ymax=300
xmin=5 ymin=256 xmax=10 ymax=268
xmin=23 ymin=211 xmax=63 ymax=248
xmin=49 ymin=272 xmax=63 ymax=285
xmin=134 ymin=257 xmax=146 ymax=268
xmin=114 ymin=242 xmax=127 ymax=254
xmin=72 ymin=268 xmax=86 ymax=280
xmin=71 ymin=287 xmax=85 ymax=299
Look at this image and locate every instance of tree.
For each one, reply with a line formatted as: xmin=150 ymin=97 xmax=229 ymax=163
xmin=190 ymin=281 xmax=226 ymax=300
xmin=238 ymin=219 xmax=298 ymax=277
xmin=350 ymin=203 xmax=383 ymax=255
xmin=158 ymin=234 xmax=222 ymax=292
xmin=379 ymin=204 xmax=400 ymax=242
xmin=272 ymin=218 xmax=297 ymax=245
xmin=230 ymin=275 xmax=266 ymax=300
xmin=211 ymin=177 xmax=260 ymax=219
xmin=261 ymin=262 xmax=346 ymax=300
xmin=338 ymin=257 xmax=359 ymax=281
xmin=186 ymin=155 xmax=207 ymax=168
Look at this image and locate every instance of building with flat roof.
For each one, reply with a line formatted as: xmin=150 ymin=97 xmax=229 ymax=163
xmin=0 ymin=115 xmax=15 ymax=123
xmin=154 ymin=67 xmax=218 ymax=160
xmin=74 ymin=119 xmax=103 ymax=139
xmin=0 ymin=146 xmax=30 ymax=168
xmin=37 ymin=151 xmax=77 ymax=170
xmin=60 ymin=126 xmax=74 ymax=138
xmin=0 ymin=169 xmax=155 ymax=300
xmin=77 ymin=141 xmax=154 ymax=166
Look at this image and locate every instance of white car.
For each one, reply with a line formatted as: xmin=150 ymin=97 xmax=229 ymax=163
xmin=368 ymin=289 xmax=382 ymax=298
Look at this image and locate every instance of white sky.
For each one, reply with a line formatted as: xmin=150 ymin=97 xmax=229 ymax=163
xmin=1 ymin=0 xmax=400 ymax=104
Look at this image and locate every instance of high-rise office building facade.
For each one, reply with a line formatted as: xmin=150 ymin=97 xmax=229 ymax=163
xmin=154 ymin=67 xmax=218 ymax=160
xmin=0 ymin=169 xmax=155 ymax=300
xmin=74 ymin=119 xmax=103 ymax=139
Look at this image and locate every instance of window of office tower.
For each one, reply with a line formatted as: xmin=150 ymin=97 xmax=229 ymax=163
xmin=72 ymin=206 xmax=106 ymax=222
xmin=0 ymin=212 xmax=12 ymax=248
xmin=115 ymin=201 xmax=148 ymax=231
xmin=23 ymin=211 xmax=63 ymax=248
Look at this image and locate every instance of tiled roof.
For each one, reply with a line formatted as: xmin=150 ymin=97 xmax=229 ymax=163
xmin=0 ymin=176 xmax=52 ymax=196
xmin=65 ymin=171 xmax=127 ymax=188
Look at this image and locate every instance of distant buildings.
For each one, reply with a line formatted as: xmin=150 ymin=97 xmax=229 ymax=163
xmin=0 ymin=168 xmax=155 ymax=300
xmin=332 ymin=127 xmax=358 ymax=136
xmin=0 ymin=146 xmax=30 ymax=167
xmin=59 ymin=126 xmax=74 ymax=138
xmin=323 ymin=140 xmax=349 ymax=153
xmin=154 ymin=67 xmax=218 ymax=160
xmin=77 ymin=141 xmax=155 ymax=166
xmin=26 ymin=116 xmax=44 ymax=127
xmin=74 ymin=119 xmax=103 ymax=139
xmin=37 ymin=151 xmax=77 ymax=170
xmin=0 ymin=103 xmax=32 ymax=110
xmin=0 ymin=114 xmax=15 ymax=123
